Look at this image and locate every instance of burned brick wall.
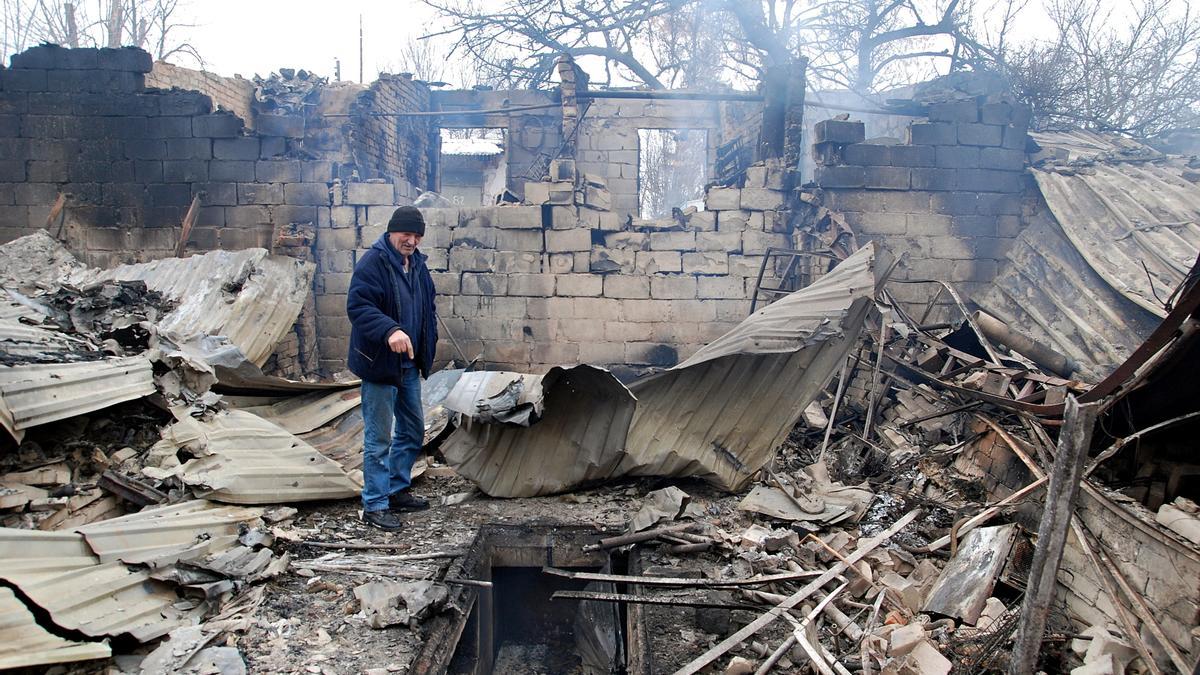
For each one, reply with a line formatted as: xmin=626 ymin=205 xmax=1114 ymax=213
xmin=348 ymin=74 xmax=436 ymax=190
xmin=810 ymin=96 xmax=1033 ymax=319
xmin=145 ymin=61 xmax=256 ymax=129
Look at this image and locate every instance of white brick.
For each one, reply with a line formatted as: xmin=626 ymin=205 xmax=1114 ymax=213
xmin=742 ymin=231 xmax=787 ymax=254
xmin=649 ymin=231 xmax=696 ymax=251
xmin=496 ymin=229 xmax=544 ymax=252
xmin=493 ymin=206 xmax=544 ymax=229
xmin=590 ymin=248 xmax=635 ymax=273
xmin=650 ymin=276 xmax=698 ymax=299
xmin=555 ymin=274 xmax=603 ymax=297
xmin=547 ymin=253 xmax=574 ymax=274
xmin=697 ymin=231 xmax=742 ymax=252
xmin=508 ymin=274 xmax=556 ymax=296
xmin=634 ymin=251 xmax=682 ymax=274
xmin=682 ymin=251 xmax=728 ymax=275
xmin=603 ymin=275 xmax=650 ymax=299
xmin=494 ymin=251 xmax=542 ymax=274
xmin=697 ymin=276 xmax=744 ymax=299
xmin=740 ymin=187 xmax=784 ymax=211
xmin=705 ymin=187 xmax=740 ymax=210
xmin=346 ymin=181 xmax=394 ymax=205
xmin=688 ymin=210 xmax=716 ymax=231
xmin=546 ymin=228 xmax=592 ymax=252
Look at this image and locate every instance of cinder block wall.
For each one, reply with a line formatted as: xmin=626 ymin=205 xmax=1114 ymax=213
xmin=810 ymin=97 xmax=1033 ymax=318
xmin=145 ymin=61 xmax=255 ymax=129
xmin=312 ymin=168 xmax=795 ymax=375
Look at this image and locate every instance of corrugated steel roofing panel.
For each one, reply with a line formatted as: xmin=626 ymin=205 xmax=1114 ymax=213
xmin=0 ymin=318 xmax=92 ymax=360
xmin=69 ymin=248 xmax=314 ymax=367
xmin=439 ymin=245 xmax=877 ymax=496
xmin=0 ymin=528 xmax=199 ymax=641
xmin=0 ymin=587 xmax=111 ymax=669
xmin=228 ymin=388 xmax=361 ymax=435
xmin=976 ymin=216 xmax=1161 ymax=382
xmin=1033 ymin=161 xmax=1200 ymax=318
xmin=622 ymin=243 xmax=877 ymax=491
xmin=158 ymin=409 xmax=361 ymax=504
xmin=76 ymin=500 xmax=264 ymax=565
xmin=0 ymin=355 xmax=156 ymax=433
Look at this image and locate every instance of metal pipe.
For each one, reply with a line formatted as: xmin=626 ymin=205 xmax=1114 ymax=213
xmin=973 ymin=310 xmax=1077 ymax=377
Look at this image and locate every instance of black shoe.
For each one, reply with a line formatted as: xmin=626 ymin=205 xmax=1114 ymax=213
xmin=389 ymin=490 xmax=430 ymax=512
xmin=362 ymin=509 xmax=403 ymax=531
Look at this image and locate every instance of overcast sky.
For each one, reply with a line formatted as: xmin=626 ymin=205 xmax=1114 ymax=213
xmin=182 ymin=1 xmax=442 ymax=82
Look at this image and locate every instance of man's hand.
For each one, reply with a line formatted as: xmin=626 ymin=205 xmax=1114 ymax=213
xmin=387 ymin=329 xmax=415 ymax=359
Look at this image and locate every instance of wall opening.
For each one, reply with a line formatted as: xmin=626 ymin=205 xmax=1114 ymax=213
xmin=439 ymin=128 xmax=508 ymax=207
xmin=637 ymin=128 xmax=708 ymax=219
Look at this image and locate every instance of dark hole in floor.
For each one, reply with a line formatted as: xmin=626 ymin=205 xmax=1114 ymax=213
xmin=443 ymin=524 xmax=629 ymax=675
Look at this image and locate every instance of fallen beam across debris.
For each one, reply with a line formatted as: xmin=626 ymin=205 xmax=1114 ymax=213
xmin=543 ymin=567 xmax=822 ymax=588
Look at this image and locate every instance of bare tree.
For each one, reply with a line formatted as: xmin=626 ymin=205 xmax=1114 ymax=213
xmin=2 ymin=0 xmax=200 ymax=66
xmin=985 ymin=0 xmax=1200 ymax=137
xmin=421 ymin=0 xmax=979 ymax=93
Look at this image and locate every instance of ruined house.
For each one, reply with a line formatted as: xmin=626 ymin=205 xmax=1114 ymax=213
xmin=0 ymin=43 xmax=1198 ymax=673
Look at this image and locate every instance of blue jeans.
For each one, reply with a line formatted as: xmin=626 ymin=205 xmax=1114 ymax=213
xmin=360 ymin=370 xmax=423 ymax=513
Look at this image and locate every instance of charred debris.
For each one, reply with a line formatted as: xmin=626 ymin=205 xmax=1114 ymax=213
xmin=0 ymin=46 xmax=1199 ymax=675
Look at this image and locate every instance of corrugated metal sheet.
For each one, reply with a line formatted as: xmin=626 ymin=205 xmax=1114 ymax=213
xmin=69 ymin=248 xmax=314 ymax=367
xmin=227 ymin=388 xmax=361 ymax=435
xmin=1033 ymin=160 xmax=1200 ymax=318
xmin=156 ymin=409 xmax=360 ymax=504
xmin=0 ymin=355 xmax=156 ymax=437
xmin=0 ymin=318 xmax=92 ymax=360
xmin=974 ymin=133 xmax=1200 ymax=381
xmin=976 ymin=215 xmax=1161 ymax=382
xmin=0 ymin=587 xmax=111 ymax=669
xmin=439 ymin=245 xmax=877 ymax=496
xmin=440 ymin=365 xmax=637 ymax=497
xmin=76 ymin=500 xmax=264 ymax=565
xmin=0 ymin=230 xmax=89 ymax=292
xmin=622 ymin=243 xmax=877 ymax=491
xmin=0 ymin=528 xmax=199 ymax=641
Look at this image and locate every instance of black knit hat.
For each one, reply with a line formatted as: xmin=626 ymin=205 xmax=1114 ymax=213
xmin=387 ymin=206 xmax=425 ymax=236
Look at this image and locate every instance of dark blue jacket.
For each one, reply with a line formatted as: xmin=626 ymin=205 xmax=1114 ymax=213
xmin=346 ymin=234 xmax=438 ymax=381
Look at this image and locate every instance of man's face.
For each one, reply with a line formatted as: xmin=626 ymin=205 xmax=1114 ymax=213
xmin=388 ymin=231 xmax=422 ymax=256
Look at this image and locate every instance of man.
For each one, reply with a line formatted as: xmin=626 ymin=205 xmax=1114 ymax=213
xmin=346 ymin=206 xmax=438 ymax=531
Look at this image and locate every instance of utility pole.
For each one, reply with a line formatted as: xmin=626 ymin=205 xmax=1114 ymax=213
xmin=358 ymin=14 xmax=364 ymax=84
xmin=335 ymin=58 xmax=341 ymax=82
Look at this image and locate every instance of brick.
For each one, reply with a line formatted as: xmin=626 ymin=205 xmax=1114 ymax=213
xmin=285 ymin=183 xmax=330 ymax=206
xmin=259 ymin=136 xmax=287 ymax=158
xmin=256 ymin=160 xmax=303 ymax=183
xmin=843 ymin=143 xmax=891 ymax=166
xmin=162 ymin=160 xmax=208 ymax=183
xmin=815 ymin=166 xmax=865 ymax=188
xmin=705 ymin=187 xmax=740 ymax=210
xmin=650 ymin=276 xmax=697 ymax=299
xmin=864 ymin=166 xmax=910 ymax=190
xmin=346 ymin=181 xmax=395 ymax=205
xmin=213 ymin=137 xmax=260 ymax=160
xmin=928 ymin=100 xmax=979 ymax=123
xmin=888 ymin=145 xmax=936 ymax=167
xmin=145 ymin=116 xmax=192 ymax=138
xmin=0 ymin=161 xmax=26 ymax=182
xmin=546 ymin=228 xmax=591 ymax=252
xmin=494 ymin=251 xmax=541 ymax=274
xmin=329 ymin=206 xmax=357 ymax=228
xmin=952 ymin=215 xmax=998 ymax=237
xmin=844 ymin=211 xmax=907 ymax=235
xmin=979 ymin=147 xmax=1025 ymax=171
xmin=209 ymin=160 xmax=255 ymax=182
xmin=493 ymin=206 xmax=544 ymax=229
xmin=696 ymin=231 xmax=742 ymax=252
xmin=234 ymin=183 xmax=283 ymax=205
xmin=957 ymin=169 xmax=1023 ymax=193
xmin=274 ymin=205 xmax=321 ymax=225
xmin=496 ymin=229 xmax=544 ymax=252
xmin=910 ymin=168 xmax=958 ymax=191
xmin=2 ymin=68 xmax=48 ymax=91
xmin=603 ymin=275 xmax=650 ymax=299
xmin=461 ymin=273 xmax=507 ymax=296
xmin=158 ymin=91 xmax=211 ymax=116
xmin=625 ymin=343 xmax=681 ymax=367
xmin=931 ymin=192 xmax=978 ymax=215
xmin=133 ymin=160 xmax=163 ymax=183
xmin=224 ymin=205 xmax=271 ymax=227
xmin=196 ymin=183 xmax=237 ymax=206
xmin=740 ymin=188 xmax=784 ymax=210
xmin=934 ymin=145 xmax=980 ymax=169
xmin=192 ymin=113 xmax=242 ymax=138
xmin=546 ymin=253 xmax=574 ymax=274
xmin=257 ymin=114 xmax=305 ymax=138
xmin=12 ymin=182 xmax=57 ymax=205
xmin=975 ymin=193 xmax=1022 ymax=216
xmin=451 ymin=227 xmax=497 ymax=249
xmin=811 ymin=141 xmax=843 ymax=166
xmin=634 ymin=251 xmax=683 ymax=274
xmin=813 ymin=119 xmax=865 ymax=144
xmin=555 ymin=274 xmax=603 ymax=297
xmin=687 ymin=210 xmax=716 ymax=231
xmin=508 ymin=274 xmax=556 ymax=296
xmin=997 ymin=215 xmax=1022 ymax=237
xmin=956 ymin=123 xmax=1003 ymax=147
xmin=979 ymin=102 xmax=1014 ymax=125
xmin=907 ymin=122 xmax=956 ymax=145
xmin=448 ymin=247 xmax=495 ymax=272
xmin=742 ymin=231 xmax=787 ymax=255
xmin=429 ymin=272 xmax=460 ymax=294
xmin=166 ymin=137 xmax=212 ymax=159
xmin=904 ymin=214 xmax=953 ymax=236
xmin=649 ymin=231 xmax=695 ymax=251
xmin=682 ymin=251 xmax=728 ymax=275
xmin=578 ymin=342 xmax=626 ymax=364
